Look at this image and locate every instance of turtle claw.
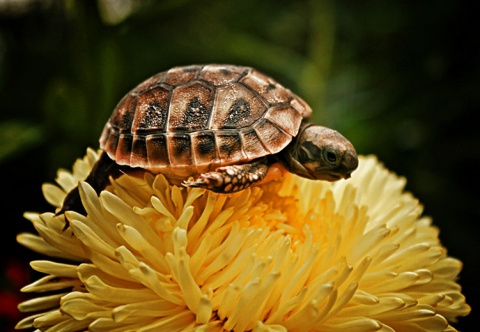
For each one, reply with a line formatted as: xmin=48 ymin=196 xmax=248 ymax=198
xmin=182 ymin=179 xmax=205 ymax=188
xmin=183 ymin=172 xmax=224 ymax=190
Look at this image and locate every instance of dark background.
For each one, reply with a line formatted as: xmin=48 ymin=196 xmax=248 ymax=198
xmin=0 ymin=1 xmax=478 ymax=330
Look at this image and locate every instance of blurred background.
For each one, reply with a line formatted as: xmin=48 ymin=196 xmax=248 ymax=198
xmin=0 ymin=0 xmax=478 ymax=330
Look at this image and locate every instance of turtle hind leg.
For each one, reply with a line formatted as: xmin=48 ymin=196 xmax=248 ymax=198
xmin=57 ymin=152 xmax=121 ymax=224
xmin=183 ymin=158 xmax=269 ymax=193
xmin=58 ymin=186 xmax=85 ymax=217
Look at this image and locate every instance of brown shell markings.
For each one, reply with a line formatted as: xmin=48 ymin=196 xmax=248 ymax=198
xmin=99 ymin=64 xmax=312 ymax=182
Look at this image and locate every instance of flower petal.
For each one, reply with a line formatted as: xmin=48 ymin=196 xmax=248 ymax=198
xmin=16 ymin=152 xmax=470 ymax=331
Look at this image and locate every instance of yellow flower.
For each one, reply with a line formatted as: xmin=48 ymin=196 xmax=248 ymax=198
xmin=17 ymin=149 xmax=470 ymax=331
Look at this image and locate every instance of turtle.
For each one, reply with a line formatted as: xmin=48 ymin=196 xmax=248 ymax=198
xmin=59 ymin=64 xmax=358 ymax=216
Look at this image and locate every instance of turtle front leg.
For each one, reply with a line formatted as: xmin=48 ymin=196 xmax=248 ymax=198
xmin=183 ymin=158 xmax=269 ymax=193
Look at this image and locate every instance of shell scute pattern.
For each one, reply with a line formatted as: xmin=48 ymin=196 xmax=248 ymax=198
xmin=145 ymin=135 xmax=169 ymax=168
xmin=131 ymin=86 xmax=170 ymax=133
xmin=100 ymin=64 xmax=312 ymax=178
xmin=240 ymin=128 xmax=269 ymax=160
xmin=264 ymin=105 xmax=303 ymax=136
xmin=164 ymin=65 xmax=202 ymax=86
xmin=191 ymin=131 xmax=218 ymax=166
xmin=253 ymin=118 xmax=291 ymax=154
xmin=212 ymin=83 xmax=267 ymax=130
xmin=131 ymin=72 xmax=166 ymax=94
xmin=168 ymin=82 xmax=213 ymax=132
xmin=109 ymin=95 xmax=137 ymax=134
xmin=241 ymin=69 xmax=292 ymax=104
xmin=131 ymin=136 xmax=148 ymax=166
xmin=199 ymin=64 xmax=247 ymax=86
xmin=216 ymin=131 xmax=245 ymax=162
xmin=168 ymin=133 xmax=193 ymax=176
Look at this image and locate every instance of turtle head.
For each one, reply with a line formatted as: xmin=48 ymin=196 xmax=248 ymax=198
xmin=285 ymin=124 xmax=358 ymax=182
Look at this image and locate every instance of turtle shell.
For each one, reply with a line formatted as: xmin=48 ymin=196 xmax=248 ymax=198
xmin=99 ymin=64 xmax=312 ymax=182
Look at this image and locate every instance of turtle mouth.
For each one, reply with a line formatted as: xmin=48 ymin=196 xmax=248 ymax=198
xmin=321 ymin=171 xmax=352 ymax=182
xmin=324 ymin=173 xmax=343 ymax=182
xmin=303 ymin=167 xmax=345 ymax=182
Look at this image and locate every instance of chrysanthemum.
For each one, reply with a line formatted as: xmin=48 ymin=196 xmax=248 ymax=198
xmin=17 ymin=148 xmax=470 ymax=331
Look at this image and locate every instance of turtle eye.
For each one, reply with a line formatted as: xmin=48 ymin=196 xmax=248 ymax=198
xmin=323 ymin=149 xmax=340 ymax=166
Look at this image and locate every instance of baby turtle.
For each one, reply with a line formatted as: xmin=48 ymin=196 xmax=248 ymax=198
xmin=60 ymin=64 xmax=358 ymax=215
